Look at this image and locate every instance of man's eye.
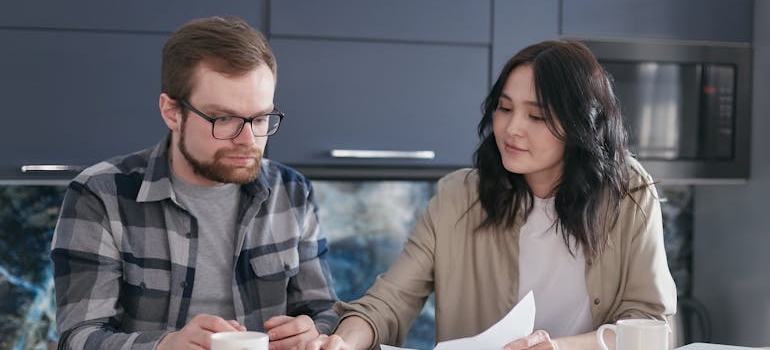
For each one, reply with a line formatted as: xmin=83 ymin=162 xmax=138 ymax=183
xmin=215 ymin=117 xmax=239 ymax=125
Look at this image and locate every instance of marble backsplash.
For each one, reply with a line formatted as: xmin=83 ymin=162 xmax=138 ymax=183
xmin=0 ymin=181 xmax=691 ymax=350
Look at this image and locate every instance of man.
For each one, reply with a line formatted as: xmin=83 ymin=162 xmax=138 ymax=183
xmin=51 ymin=16 xmax=338 ymax=350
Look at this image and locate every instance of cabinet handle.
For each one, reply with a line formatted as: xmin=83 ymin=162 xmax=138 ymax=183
xmin=330 ymin=149 xmax=435 ymax=160
xmin=20 ymin=165 xmax=84 ymax=172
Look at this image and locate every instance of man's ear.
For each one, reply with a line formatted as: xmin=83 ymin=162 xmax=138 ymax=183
xmin=159 ymin=93 xmax=181 ymax=131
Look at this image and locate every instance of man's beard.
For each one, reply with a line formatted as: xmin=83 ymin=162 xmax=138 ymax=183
xmin=178 ymin=118 xmax=262 ymax=184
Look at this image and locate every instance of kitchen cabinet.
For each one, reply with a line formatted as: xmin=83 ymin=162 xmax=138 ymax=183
xmin=0 ymin=1 xmax=263 ymax=32
xmin=492 ymin=0 xmax=560 ymax=77
xmin=269 ymin=0 xmax=490 ymax=44
xmin=3 ymin=0 xmax=753 ymax=182
xmin=0 ymin=29 xmax=166 ymax=183
xmin=0 ymin=1 xmax=264 ymax=183
xmin=561 ymin=0 xmax=753 ymax=43
xmin=268 ymin=38 xmax=488 ymax=172
xmin=267 ymin=0 xmax=491 ymax=176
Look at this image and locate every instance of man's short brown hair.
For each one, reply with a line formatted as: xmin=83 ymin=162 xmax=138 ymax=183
xmin=161 ymin=16 xmax=276 ymax=101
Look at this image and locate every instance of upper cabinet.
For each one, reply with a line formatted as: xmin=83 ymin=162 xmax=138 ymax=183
xmin=0 ymin=29 xmax=167 ymax=182
xmin=0 ymin=0 xmax=755 ymax=181
xmin=267 ymin=0 xmax=492 ymax=175
xmin=492 ymin=0 xmax=560 ymax=79
xmin=0 ymin=1 xmax=264 ymax=32
xmin=561 ymin=0 xmax=753 ymax=42
xmin=269 ymin=0 xmax=490 ymax=44
xmin=0 ymin=1 xmax=265 ymax=183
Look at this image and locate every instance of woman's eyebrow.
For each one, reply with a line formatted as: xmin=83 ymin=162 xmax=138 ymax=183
xmin=499 ymin=92 xmax=544 ymax=108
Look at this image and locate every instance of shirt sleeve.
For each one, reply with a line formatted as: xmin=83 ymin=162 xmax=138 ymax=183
xmin=51 ymin=181 xmax=166 ymax=350
xmin=285 ymin=179 xmax=340 ymax=334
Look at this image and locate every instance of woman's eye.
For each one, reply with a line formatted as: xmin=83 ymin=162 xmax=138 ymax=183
xmin=529 ymin=114 xmax=544 ymax=121
xmin=496 ymin=105 xmax=512 ymax=112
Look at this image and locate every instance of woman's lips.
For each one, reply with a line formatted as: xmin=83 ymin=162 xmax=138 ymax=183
xmin=504 ymin=142 xmax=527 ymax=153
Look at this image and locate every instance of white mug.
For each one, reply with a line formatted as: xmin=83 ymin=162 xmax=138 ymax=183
xmin=210 ymin=331 xmax=269 ymax=350
xmin=596 ymin=319 xmax=670 ymax=350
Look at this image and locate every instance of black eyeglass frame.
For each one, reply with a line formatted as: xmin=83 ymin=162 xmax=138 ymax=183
xmin=178 ymin=99 xmax=285 ymax=139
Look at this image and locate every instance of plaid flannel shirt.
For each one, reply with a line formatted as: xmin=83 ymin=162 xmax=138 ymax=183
xmin=51 ymin=135 xmax=338 ymax=349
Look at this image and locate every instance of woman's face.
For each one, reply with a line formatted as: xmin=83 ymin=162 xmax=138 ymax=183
xmin=492 ymin=64 xmax=565 ymax=196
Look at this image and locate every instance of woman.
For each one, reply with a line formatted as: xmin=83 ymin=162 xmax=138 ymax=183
xmin=305 ymin=40 xmax=677 ymax=350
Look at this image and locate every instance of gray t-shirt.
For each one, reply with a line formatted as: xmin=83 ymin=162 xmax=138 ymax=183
xmin=171 ymin=173 xmax=240 ymax=321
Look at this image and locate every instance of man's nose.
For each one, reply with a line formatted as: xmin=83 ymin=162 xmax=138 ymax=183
xmin=232 ymin=122 xmax=258 ymax=145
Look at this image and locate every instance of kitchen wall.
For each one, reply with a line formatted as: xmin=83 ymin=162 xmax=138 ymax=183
xmin=691 ymin=2 xmax=770 ymax=347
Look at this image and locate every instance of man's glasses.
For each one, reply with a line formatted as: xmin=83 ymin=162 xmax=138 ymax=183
xmin=179 ymin=100 xmax=284 ymax=140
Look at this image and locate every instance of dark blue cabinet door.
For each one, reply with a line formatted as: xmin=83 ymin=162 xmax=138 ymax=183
xmin=267 ymin=0 xmax=492 ymax=172
xmin=561 ymin=0 xmax=752 ymax=43
xmin=268 ymin=38 xmax=488 ymax=169
xmin=0 ymin=1 xmax=264 ymax=32
xmin=492 ymin=0 xmax=560 ymax=76
xmin=0 ymin=30 xmax=168 ymax=181
xmin=270 ymin=0 xmax=490 ymax=44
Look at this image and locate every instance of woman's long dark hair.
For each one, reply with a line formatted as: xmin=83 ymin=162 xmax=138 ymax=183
xmin=474 ymin=40 xmax=632 ymax=261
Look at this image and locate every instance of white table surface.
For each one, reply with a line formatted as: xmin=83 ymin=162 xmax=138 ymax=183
xmin=675 ymin=342 xmax=764 ymax=350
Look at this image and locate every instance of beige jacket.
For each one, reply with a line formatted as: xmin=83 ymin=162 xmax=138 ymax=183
xmin=335 ymin=159 xmax=678 ymax=348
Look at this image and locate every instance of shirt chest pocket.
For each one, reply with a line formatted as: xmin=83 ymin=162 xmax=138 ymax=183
xmin=249 ymin=248 xmax=300 ymax=280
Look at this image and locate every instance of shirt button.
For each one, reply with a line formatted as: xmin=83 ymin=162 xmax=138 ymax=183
xmin=284 ymin=263 xmax=291 ymax=271
xmin=139 ymin=282 xmax=147 ymax=290
xmin=594 ymin=298 xmax=601 ymax=305
xmin=185 ymin=232 xmax=192 ymax=238
xmin=180 ymin=281 xmax=188 ymax=288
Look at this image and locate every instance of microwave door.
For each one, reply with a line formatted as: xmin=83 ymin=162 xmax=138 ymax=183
xmin=583 ymin=38 xmax=750 ymax=182
xmin=606 ymin=62 xmax=701 ymax=160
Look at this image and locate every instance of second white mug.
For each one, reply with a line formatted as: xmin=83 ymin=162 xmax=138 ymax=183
xmin=597 ymin=318 xmax=670 ymax=350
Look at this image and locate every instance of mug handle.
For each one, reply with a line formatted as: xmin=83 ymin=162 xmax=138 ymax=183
xmin=596 ymin=324 xmax=616 ymax=350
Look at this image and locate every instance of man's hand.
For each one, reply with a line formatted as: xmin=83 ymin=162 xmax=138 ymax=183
xmin=264 ymin=315 xmax=319 ymax=350
xmin=156 ymin=314 xmax=246 ymax=350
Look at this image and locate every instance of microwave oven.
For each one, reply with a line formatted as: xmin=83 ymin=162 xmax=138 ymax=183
xmin=578 ymin=39 xmax=752 ymax=184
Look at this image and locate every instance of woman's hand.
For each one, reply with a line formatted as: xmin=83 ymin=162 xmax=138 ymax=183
xmin=295 ymin=334 xmax=353 ymax=350
xmin=294 ymin=315 xmax=373 ymax=350
xmin=504 ymin=330 xmax=558 ymax=350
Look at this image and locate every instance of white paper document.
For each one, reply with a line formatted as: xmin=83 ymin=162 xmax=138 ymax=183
xmin=381 ymin=290 xmax=536 ymax=350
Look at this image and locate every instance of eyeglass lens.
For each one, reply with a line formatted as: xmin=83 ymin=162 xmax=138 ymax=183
xmin=212 ymin=115 xmax=281 ymax=139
